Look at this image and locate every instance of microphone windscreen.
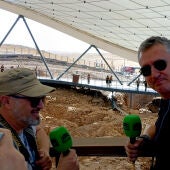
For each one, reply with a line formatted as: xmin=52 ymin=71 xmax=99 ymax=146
xmin=123 ymin=114 xmax=142 ymax=138
xmin=49 ymin=126 xmax=72 ymax=153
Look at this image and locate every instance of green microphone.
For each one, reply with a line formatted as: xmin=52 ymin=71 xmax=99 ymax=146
xmin=49 ymin=126 xmax=72 ymax=166
xmin=123 ymin=114 xmax=142 ymax=144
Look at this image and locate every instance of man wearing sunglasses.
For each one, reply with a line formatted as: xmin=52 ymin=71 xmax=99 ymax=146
xmin=0 ymin=68 xmax=79 ymax=170
xmin=125 ymin=36 xmax=170 ymax=169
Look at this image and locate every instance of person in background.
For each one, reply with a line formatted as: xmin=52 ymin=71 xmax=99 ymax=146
xmin=0 ymin=128 xmax=27 ymax=170
xmin=143 ymin=80 xmax=147 ymax=91
xmin=124 ymin=36 xmax=170 ymax=170
xmin=1 ymin=64 xmax=4 ymax=72
xmin=87 ymin=73 xmax=90 ymax=84
xmin=0 ymin=68 xmax=79 ymax=170
xmin=106 ymin=75 xmax=109 ymax=87
xmin=109 ymin=75 xmax=113 ymax=87
xmin=136 ymin=78 xmax=140 ymax=91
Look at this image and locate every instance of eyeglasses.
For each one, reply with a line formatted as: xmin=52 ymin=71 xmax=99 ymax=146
xmin=9 ymin=95 xmax=45 ymax=108
xmin=140 ymin=59 xmax=167 ymax=77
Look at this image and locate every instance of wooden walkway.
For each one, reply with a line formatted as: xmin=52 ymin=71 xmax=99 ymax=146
xmin=50 ymin=137 xmax=153 ymax=158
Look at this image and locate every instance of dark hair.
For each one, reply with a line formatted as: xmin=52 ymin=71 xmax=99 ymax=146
xmin=138 ymin=36 xmax=170 ymax=60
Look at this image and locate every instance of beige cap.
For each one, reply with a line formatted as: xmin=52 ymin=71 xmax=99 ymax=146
xmin=0 ymin=68 xmax=55 ymax=97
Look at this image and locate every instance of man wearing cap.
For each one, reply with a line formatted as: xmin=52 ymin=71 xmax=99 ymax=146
xmin=0 ymin=68 xmax=79 ymax=170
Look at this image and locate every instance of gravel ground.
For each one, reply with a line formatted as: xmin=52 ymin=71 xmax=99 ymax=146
xmin=40 ymin=87 xmax=157 ymax=170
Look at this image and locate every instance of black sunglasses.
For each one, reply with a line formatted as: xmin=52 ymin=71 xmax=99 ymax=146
xmin=9 ymin=95 xmax=45 ymax=108
xmin=140 ymin=59 xmax=167 ymax=77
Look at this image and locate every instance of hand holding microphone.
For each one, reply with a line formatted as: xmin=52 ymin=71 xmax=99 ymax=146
xmin=123 ymin=114 xmax=142 ymax=144
xmin=49 ymin=126 xmax=73 ymax=166
xmin=123 ymin=114 xmax=142 ymax=164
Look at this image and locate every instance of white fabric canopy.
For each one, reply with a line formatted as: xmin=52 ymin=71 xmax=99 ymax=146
xmin=1 ymin=0 xmax=170 ymax=62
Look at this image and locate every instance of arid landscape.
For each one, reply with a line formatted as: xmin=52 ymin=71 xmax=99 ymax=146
xmin=40 ymin=87 xmax=157 ymax=170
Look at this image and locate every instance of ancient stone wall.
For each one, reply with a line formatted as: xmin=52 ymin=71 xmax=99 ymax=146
xmin=126 ymin=93 xmax=158 ymax=109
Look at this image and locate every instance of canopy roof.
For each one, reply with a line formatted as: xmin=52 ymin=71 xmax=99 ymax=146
xmin=1 ymin=0 xmax=170 ymax=62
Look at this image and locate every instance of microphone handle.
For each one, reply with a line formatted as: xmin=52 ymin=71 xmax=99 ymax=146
xmin=55 ymin=149 xmax=70 ymax=168
xmin=130 ymin=138 xmax=137 ymax=164
xmin=130 ymin=137 xmax=136 ymax=144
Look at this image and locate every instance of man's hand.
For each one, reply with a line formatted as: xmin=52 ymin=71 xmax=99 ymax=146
xmin=56 ymin=149 xmax=79 ymax=170
xmin=0 ymin=128 xmax=27 ymax=170
xmin=36 ymin=149 xmax=52 ymax=170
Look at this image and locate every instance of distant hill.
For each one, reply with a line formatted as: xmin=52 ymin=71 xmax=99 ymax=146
xmin=0 ymin=44 xmax=139 ymax=68
xmin=0 ymin=44 xmax=140 ymax=82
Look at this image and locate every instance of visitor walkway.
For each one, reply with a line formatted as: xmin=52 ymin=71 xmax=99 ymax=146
xmin=39 ymin=76 xmax=158 ymax=96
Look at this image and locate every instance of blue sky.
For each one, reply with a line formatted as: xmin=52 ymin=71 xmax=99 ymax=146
xmin=0 ymin=8 xmax=94 ymax=53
